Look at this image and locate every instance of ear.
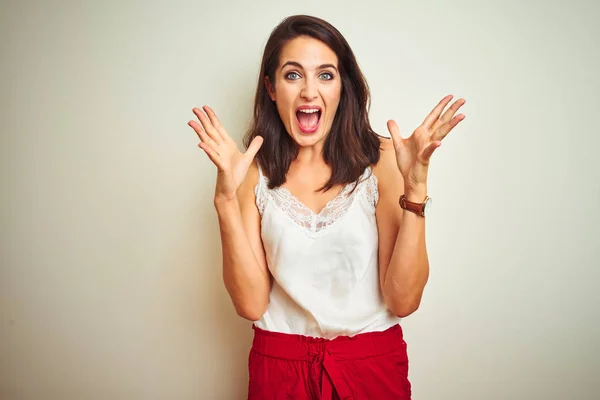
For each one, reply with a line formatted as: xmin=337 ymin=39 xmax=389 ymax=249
xmin=264 ymin=76 xmax=276 ymax=101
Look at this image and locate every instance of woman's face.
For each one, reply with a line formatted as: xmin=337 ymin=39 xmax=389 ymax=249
xmin=266 ymin=36 xmax=342 ymax=149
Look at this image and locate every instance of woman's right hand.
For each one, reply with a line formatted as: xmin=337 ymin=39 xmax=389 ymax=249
xmin=188 ymin=106 xmax=263 ymax=202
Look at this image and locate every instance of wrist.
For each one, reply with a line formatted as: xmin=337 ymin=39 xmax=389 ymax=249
xmin=214 ymin=193 xmax=238 ymax=210
xmin=403 ymin=185 xmax=428 ymax=202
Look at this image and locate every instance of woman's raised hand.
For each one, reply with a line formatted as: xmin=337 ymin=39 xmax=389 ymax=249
xmin=387 ymin=95 xmax=466 ymax=193
xmin=188 ymin=106 xmax=263 ymax=201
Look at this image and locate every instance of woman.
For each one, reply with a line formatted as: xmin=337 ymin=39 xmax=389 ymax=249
xmin=188 ymin=14 xmax=465 ymax=400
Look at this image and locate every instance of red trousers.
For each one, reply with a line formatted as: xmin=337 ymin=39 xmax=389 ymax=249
xmin=248 ymin=324 xmax=411 ymax=399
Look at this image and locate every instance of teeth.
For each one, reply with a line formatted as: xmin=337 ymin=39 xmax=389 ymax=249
xmin=298 ymin=109 xmax=320 ymax=113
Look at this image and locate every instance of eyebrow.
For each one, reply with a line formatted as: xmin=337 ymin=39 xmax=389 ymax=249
xmin=281 ymin=61 xmax=338 ymax=72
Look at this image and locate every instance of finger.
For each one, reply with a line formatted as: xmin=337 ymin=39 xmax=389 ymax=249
xmin=193 ymin=107 xmax=222 ymax=144
xmin=198 ymin=141 xmax=224 ymax=169
xmin=245 ymin=136 xmax=264 ymax=160
xmin=386 ymin=120 xmax=402 ymax=149
xmin=203 ymin=106 xmax=230 ymax=140
xmin=432 ymin=98 xmax=466 ymax=132
xmin=421 ymin=140 xmax=441 ymax=162
xmin=188 ymin=120 xmax=213 ymax=145
xmin=432 ymin=113 xmax=465 ymax=141
xmin=422 ymin=94 xmax=453 ymax=129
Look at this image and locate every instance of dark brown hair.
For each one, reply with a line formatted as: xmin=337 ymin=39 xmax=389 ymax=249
xmin=243 ymin=15 xmax=382 ymax=191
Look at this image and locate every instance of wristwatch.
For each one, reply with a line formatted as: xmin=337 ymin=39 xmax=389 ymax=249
xmin=399 ymin=194 xmax=432 ymax=217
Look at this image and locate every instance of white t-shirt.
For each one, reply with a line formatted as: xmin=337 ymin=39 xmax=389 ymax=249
xmin=253 ymin=165 xmax=400 ymax=339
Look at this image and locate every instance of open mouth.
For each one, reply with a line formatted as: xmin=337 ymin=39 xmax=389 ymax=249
xmin=295 ymin=106 xmax=322 ymax=134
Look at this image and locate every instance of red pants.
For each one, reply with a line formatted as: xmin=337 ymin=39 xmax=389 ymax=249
xmin=248 ymin=324 xmax=411 ymax=399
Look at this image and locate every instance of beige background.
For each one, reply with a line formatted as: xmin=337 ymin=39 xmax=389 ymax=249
xmin=1 ymin=0 xmax=599 ymax=399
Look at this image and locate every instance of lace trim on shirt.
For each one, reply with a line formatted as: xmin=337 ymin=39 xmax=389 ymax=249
xmin=255 ymin=166 xmax=378 ymax=233
xmin=255 ymin=169 xmax=268 ymax=215
xmin=363 ymin=171 xmax=379 ymax=210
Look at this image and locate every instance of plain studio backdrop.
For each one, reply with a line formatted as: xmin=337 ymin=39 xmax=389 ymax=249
xmin=1 ymin=1 xmax=599 ymax=399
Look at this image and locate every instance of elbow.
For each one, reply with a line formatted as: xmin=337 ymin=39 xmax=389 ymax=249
xmin=391 ymin=303 xmax=419 ymax=318
xmin=234 ymin=301 xmax=268 ymax=322
xmin=383 ymin=273 xmax=429 ymax=318
xmin=385 ymin=295 xmax=422 ymax=318
xmin=236 ymin=308 xmax=263 ymax=322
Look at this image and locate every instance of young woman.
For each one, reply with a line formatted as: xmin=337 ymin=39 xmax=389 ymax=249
xmin=188 ymin=14 xmax=465 ymax=400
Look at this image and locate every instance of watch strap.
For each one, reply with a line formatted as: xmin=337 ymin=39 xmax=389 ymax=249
xmin=399 ymin=194 xmax=428 ymax=217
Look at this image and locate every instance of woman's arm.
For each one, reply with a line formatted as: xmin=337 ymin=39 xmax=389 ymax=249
xmin=375 ymin=138 xmax=429 ymax=318
xmin=375 ymin=95 xmax=465 ymax=317
xmin=215 ymin=162 xmax=271 ymax=321
xmin=189 ymin=106 xmax=270 ymax=321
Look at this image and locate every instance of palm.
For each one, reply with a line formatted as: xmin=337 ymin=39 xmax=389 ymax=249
xmin=188 ymin=106 xmax=263 ymax=199
xmin=387 ymin=95 xmax=466 ymax=187
xmin=227 ymin=149 xmax=254 ymax=189
xmin=395 ymin=128 xmax=429 ymax=178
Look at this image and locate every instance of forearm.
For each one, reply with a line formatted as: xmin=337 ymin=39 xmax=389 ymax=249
xmin=215 ymin=197 xmax=270 ymax=320
xmin=383 ymin=187 xmax=430 ymax=317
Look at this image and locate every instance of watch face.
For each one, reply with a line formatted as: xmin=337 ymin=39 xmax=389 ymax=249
xmin=423 ymin=197 xmax=432 ymax=216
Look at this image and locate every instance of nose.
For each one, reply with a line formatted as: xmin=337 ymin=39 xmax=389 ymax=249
xmin=300 ymin=77 xmax=318 ymax=101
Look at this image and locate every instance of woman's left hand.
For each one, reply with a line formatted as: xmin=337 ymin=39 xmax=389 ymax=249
xmin=387 ymin=95 xmax=466 ymax=197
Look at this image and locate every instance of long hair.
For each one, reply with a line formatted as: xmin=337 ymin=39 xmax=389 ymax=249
xmin=243 ymin=15 xmax=382 ymax=191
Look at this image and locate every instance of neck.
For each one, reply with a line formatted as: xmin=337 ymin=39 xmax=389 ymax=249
xmin=295 ymin=142 xmax=326 ymax=164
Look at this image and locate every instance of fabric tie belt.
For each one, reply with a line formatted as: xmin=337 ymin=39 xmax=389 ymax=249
xmin=251 ymin=324 xmax=404 ymax=399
